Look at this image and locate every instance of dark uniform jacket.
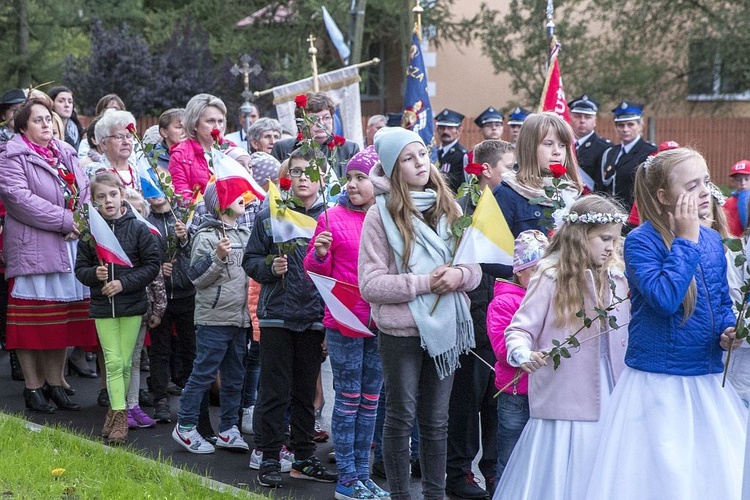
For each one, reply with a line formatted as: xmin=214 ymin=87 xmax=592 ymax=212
xmin=438 ymin=142 xmax=468 ymax=193
xmin=576 ymin=132 xmax=611 ymax=186
xmin=595 ymin=137 xmax=657 ymax=211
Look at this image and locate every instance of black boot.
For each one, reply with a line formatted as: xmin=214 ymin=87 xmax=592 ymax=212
xmin=9 ymin=350 xmax=24 ymax=381
xmin=43 ymin=383 xmax=81 ymax=411
xmin=24 ymin=388 xmax=55 ymax=414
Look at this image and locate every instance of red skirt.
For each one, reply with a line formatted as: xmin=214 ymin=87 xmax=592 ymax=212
xmin=6 ymin=294 xmax=98 ymax=350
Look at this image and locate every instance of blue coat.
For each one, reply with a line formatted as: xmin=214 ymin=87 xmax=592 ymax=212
xmin=624 ymin=222 xmax=734 ymax=376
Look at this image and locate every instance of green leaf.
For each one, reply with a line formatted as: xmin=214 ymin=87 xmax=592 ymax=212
xmin=560 ymin=347 xmax=571 ymax=358
xmin=583 ymin=317 xmax=593 ymax=328
xmin=544 ymin=186 xmax=556 ymax=198
xmin=575 ymin=309 xmax=585 ymax=317
xmin=552 ymin=354 xmax=561 ymax=370
xmin=568 ymin=336 xmax=581 ymax=348
xmin=528 ymin=196 xmax=548 ymax=206
xmin=609 ymin=316 xmax=619 ymax=329
xmin=329 ymin=183 xmax=341 ymax=196
xmin=552 ymin=339 xmax=560 ymax=346
xmin=724 ymin=237 xmax=743 ymax=252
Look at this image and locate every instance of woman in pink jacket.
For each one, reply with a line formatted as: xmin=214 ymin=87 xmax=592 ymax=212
xmin=487 ymin=229 xmax=549 ymax=482
xmin=494 ymin=195 xmax=630 ymax=500
xmin=304 ymin=146 xmax=389 ymax=500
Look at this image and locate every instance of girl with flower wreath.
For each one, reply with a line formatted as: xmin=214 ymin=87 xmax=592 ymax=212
xmin=585 ymin=148 xmax=746 ymax=500
xmin=495 ymin=195 xmax=630 ymax=500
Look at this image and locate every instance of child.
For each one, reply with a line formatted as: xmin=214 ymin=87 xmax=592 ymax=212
xmin=492 ymin=112 xmax=582 ymax=240
xmin=723 ymin=159 xmax=750 ymax=236
xmin=495 ymin=195 xmax=630 ymax=500
xmin=486 ymin=229 xmax=548 ymax=481
xmin=243 ymin=148 xmax=337 ymax=488
xmin=123 ymin=188 xmax=164 ymax=429
xmin=303 ymin=146 xmax=390 ymax=500
xmin=585 ymin=148 xmax=747 ymax=500
xmin=75 ymin=173 xmax=161 ymax=445
xmin=172 ymin=182 xmax=251 ymax=454
xmin=359 ymin=128 xmax=482 ymax=499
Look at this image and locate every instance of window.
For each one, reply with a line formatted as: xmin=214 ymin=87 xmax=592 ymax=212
xmin=687 ymin=38 xmax=750 ymax=101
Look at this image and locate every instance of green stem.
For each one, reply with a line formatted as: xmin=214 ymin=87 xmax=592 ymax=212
xmin=723 ymin=289 xmax=750 ymax=387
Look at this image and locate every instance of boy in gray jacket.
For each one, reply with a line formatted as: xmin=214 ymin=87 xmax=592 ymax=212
xmin=172 ymin=182 xmax=251 ymax=455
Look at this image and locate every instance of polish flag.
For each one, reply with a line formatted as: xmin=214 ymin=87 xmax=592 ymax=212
xmin=212 ymin=151 xmax=266 ymax=210
xmin=307 ymin=272 xmax=374 ymax=338
xmin=539 ymin=40 xmax=571 ymax=123
xmin=88 ymin=203 xmax=133 ymax=267
xmin=126 ymin=201 xmax=161 ymax=236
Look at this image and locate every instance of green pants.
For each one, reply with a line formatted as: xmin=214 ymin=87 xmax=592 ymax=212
xmin=95 ymin=316 xmax=142 ymax=411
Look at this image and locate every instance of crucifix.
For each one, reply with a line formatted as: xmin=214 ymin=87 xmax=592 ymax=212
xmin=307 ymin=34 xmax=320 ymax=92
xmin=230 ymin=53 xmax=262 ymax=103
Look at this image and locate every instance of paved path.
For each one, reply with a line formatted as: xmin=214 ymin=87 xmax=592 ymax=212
xmin=0 ymin=350 xmax=429 ymax=498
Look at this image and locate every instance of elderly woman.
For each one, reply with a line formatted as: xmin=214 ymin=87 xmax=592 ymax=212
xmin=247 ymin=117 xmax=282 ymax=155
xmin=86 ymin=110 xmax=141 ymax=192
xmin=168 ymin=94 xmax=229 ymax=198
xmin=0 ymin=97 xmax=97 ymax=413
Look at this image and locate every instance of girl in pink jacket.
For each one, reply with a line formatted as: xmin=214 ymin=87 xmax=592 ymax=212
xmin=303 ymin=146 xmax=389 ymax=500
xmin=494 ymin=195 xmax=630 ymax=500
xmin=487 ymin=229 xmax=549 ymax=482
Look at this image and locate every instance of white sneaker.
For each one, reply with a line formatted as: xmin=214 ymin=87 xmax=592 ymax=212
xmin=250 ymin=448 xmax=293 ymax=473
xmin=215 ymin=425 xmax=249 ymax=452
xmin=241 ymin=406 xmax=254 ymax=434
xmin=172 ymin=424 xmax=215 ymax=454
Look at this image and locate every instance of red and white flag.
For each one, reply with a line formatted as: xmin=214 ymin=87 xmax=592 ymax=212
xmin=212 ymin=151 xmax=266 ymax=210
xmin=126 ymin=201 xmax=161 ymax=237
xmin=539 ymin=40 xmax=571 ymax=123
xmin=307 ymin=271 xmax=374 ymax=338
xmin=88 ymin=203 xmax=133 ymax=267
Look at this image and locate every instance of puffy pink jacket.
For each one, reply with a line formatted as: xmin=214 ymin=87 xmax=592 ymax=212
xmin=168 ymin=139 xmax=210 ymax=198
xmin=304 ymin=202 xmax=374 ymax=332
xmin=487 ymin=280 xmax=528 ymax=395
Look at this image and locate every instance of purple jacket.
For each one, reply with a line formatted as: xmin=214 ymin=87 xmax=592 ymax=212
xmin=0 ymin=135 xmax=90 ymax=278
xmin=304 ymin=200 xmax=374 ymax=332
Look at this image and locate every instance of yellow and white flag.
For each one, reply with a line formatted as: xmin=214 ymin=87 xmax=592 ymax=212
xmin=453 ymin=186 xmax=514 ymax=265
xmin=267 ymin=182 xmax=317 ymax=243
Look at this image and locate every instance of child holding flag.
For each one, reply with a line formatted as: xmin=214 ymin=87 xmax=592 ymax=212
xmin=303 ymin=146 xmax=390 ymax=500
xmin=172 ymin=182 xmax=251 ymax=455
xmin=358 ymin=128 xmax=482 ymax=499
xmin=75 ymin=173 xmax=161 ymax=445
xmin=243 ymin=148 xmax=336 ymax=488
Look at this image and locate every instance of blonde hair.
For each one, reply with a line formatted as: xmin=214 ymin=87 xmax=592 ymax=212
xmin=545 ymin=195 xmax=624 ymax=328
xmin=388 ymin=162 xmax=460 ymax=270
xmin=515 ymin=112 xmax=582 ymax=191
xmin=634 ymin=147 xmax=706 ymax=321
xmin=125 ymin=188 xmax=149 ymax=217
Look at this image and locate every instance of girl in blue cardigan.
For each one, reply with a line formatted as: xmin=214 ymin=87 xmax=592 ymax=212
xmin=585 ymin=148 xmax=747 ymax=500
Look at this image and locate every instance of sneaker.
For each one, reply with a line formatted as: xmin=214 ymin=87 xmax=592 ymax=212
xmin=258 ymin=459 xmax=283 ymax=488
xmin=371 ymin=460 xmax=387 ymax=479
xmin=139 ymin=389 xmax=154 ymax=408
xmin=215 ymin=425 xmax=249 ymax=452
xmin=241 ymin=406 xmax=254 ymax=434
xmin=249 ymin=449 xmax=293 ymax=473
xmin=97 ymin=388 xmax=109 ymax=408
xmin=313 ymin=418 xmax=329 ymax=443
xmin=335 ymin=479 xmax=376 ymax=500
xmin=166 ymin=383 xmax=183 ymax=396
xmin=172 ymin=424 xmax=215 ymax=454
xmin=363 ymin=478 xmax=391 ymax=499
xmin=130 ymin=405 xmax=156 ymax=428
xmin=126 ymin=409 xmax=138 ymax=430
xmin=153 ymin=399 xmax=171 ymax=423
xmin=290 ymin=455 xmax=338 ymax=482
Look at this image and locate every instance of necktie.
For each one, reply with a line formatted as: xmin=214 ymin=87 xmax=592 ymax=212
xmin=614 ymin=145 xmax=625 ymax=165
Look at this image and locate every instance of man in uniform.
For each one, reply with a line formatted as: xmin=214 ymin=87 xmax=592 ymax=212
xmin=568 ymin=95 xmax=611 ymax=191
xmin=507 ymin=107 xmax=530 ymax=144
xmin=435 ymin=108 xmax=468 ymax=193
xmin=464 ymin=107 xmax=504 ymax=166
xmin=596 ymin=101 xmax=657 ymax=211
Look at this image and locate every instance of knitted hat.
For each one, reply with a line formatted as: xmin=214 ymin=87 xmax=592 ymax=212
xmin=203 ymin=182 xmax=220 ymax=217
xmin=513 ymin=230 xmax=549 ymax=274
xmin=248 ymin=152 xmax=280 ymax=188
xmin=373 ymin=127 xmax=424 ymax=177
xmin=346 ymin=145 xmax=379 ymax=176
xmin=225 ymin=146 xmax=251 ymax=161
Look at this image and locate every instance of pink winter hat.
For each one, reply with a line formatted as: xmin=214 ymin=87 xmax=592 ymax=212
xmin=346 ymin=145 xmax=379 ymax=176
xmin=513 ymin=230 xmax=549 ymax=274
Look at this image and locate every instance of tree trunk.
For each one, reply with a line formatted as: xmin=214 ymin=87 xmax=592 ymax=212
xmin=17 ymin=0 xmax=30 ymax=87
xmin=348 ymin=0 xmax=367 ymax=64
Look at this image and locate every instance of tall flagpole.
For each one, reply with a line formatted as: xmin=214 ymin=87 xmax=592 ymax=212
xmin=413 ymin=0 xmax=423 ymax=38
xmin=307 ymin=34 xmax=320 ymax=92
xmin=546 ymin=0 xmax=555 ymax=40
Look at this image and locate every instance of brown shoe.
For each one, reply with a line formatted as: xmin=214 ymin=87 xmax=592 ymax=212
xmin=107 ymin=410 xmax=128 ymax=445
xmin=101 ymin=408 xmax=114 ymax=438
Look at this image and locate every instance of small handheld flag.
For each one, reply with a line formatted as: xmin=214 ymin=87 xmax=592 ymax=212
xmin=307 ymin=272 xmax=374 ymax=338
xmin=88 ymin=203 xmax=133 ymax=267
xmin=267 ymin=182 xmax=317 ymax=243
xmin=453 ymin=187 xmax=514 ymax=266
xmin=125 ymin=201 xmax=161 ymax=236
xmin=212 ymin=151 xmax=266 ymax=210
xmin=135 ymin=156 xmax=166 ymax=199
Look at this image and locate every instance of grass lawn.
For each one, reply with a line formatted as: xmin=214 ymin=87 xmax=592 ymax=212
xmin=0 ymin=414 xmax=263 ymax=499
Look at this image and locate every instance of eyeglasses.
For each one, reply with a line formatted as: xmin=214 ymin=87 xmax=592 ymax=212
xmin=289 ymin=168 xmax=307 ymax=178
xmin=105 ymin=134 xmax=133 ymax=142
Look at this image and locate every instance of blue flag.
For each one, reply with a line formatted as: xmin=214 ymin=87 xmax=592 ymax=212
xmin=402 ymin=31 xmax=435 ymax=160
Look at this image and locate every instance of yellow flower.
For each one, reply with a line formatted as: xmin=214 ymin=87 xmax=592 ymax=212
xmin=51 ymin=468 xmax=66 ymax=477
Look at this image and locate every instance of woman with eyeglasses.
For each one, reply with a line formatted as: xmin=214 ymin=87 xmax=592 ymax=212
xmin=0 ymin=97 xmax=97 ymax=413
xmin=168 ymin=94 xmax=231 ymax=199
xmin=85 ymin=110 xmax=141 ymax=193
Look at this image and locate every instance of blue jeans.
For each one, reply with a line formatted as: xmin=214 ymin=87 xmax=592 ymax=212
xmin=242 ymin=338 xmax=260 ymax=408
xmin=177 ymin=325 xmax=246 ymax=433
xmin=496 ymin=392 xmax=529 ymax=479
xmin=327 ymin=328 xmax=383 ymax=481
xmin=379 ymin=334 xmax=454 ymax=500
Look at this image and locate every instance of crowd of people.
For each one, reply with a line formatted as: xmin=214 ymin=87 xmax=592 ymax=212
xmin=0 ymin=84 xmax=749 ymax=500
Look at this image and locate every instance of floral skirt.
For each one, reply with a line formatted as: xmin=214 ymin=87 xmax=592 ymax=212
xmin=585 ymin=367 xmax=747 ymax=500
